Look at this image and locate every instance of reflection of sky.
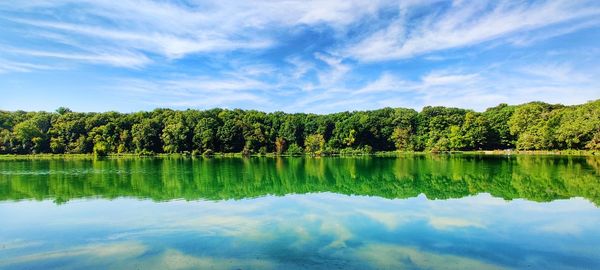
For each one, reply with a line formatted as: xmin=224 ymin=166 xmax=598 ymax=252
xmin=1 ymin=193 xmax=600 ymax=270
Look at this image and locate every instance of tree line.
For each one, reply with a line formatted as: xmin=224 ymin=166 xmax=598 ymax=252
xmin=0 ymin=100 xmax=599 ymax=155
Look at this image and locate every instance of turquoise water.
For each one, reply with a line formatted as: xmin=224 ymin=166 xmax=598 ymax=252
xmin=1 ymin=155 xmax=600 ymax=269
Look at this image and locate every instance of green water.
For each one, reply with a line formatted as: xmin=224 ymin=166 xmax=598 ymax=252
xmin=1 ymin=155 xmax=600 ymax=269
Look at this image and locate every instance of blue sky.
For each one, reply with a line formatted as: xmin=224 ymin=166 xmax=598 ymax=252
xmin=0 ymin=0 xmax=599 ymax=113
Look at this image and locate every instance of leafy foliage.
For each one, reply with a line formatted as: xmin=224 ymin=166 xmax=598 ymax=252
xmin=286 ymin=143 xmax=303 ymax=156
xmin=0 ymin=100 xmax=598 ymax=155
xmin=305 ymin=134 xmax=325 ymax=156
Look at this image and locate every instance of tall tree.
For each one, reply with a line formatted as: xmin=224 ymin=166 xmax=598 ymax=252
xmin=390 ymin=127 xmax=412 ymax=151
xmin=305 ymin=134 xmax=325 ymax=156
xmin=132 ymin=118 xmax=162 ymax=153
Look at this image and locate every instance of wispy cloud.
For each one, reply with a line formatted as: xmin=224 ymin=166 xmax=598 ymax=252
xmin=116 ymin=75 xmax=272 ymax=109
xmin=286 ymin=56 xmax=315 ymax=80
xmin=314 ymin=52 xmax=351 ymax=87
xmin=291 ymin=59 xmax=600 ymax=113
xmin=6 ymin=47 xmax=151 ymax=68
xmin=508 ymin=17 xmax=600 ymax=46
xmin=351 ymin=73 xmax=411 ymax=95
xmin=7 ymin=17 xmax=273 ymax=60
xmin=0 ymin=58 xmax=52 ymax=73
xmin=420 ymin=72 xmax=480 ymax=88
xmin=1 ymin=0 xmax=390 ymax=66
xmin=0 ymin=0 xmax=598 ymax=112
xmin=516 ymin=62 xmax=591 ymax=83
xmin=344 ymin=0 xmax=600 ymax=61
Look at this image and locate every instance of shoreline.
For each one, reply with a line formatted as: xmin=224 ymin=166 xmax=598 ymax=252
xmin=0 ymin=150 xmax=598 ymax=159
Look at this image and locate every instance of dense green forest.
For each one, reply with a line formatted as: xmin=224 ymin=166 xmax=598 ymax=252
xmin=1 ymin=100 xmax=599 ymax=155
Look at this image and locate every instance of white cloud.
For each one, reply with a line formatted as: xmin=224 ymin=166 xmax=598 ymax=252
xmin=509 ymin=17 xmax=600 ymax=46
xmin=344 ymin=0 xmax=600 ymax=61
xmin=156 ymin=94 xmax=269 ymax=108
xmin=114 ymin=59 xmax=277 ymax=98
xmin=294 ymin=57 xmax=600 ymax=113
xmin=351 ymin=73 xmax=411 ymax=95
xmin=409 ymin=67 xmax=598 ymax=110
xmin=2 ymin=0 xmax=597 ymax=71
xmin=421 ymin=72 xmax=480 ymax=87
xmin=9 ymin=17 xmax=273 ymax=60
xmin=1 ymin=0 xmax=597 ymax=112
xmin=6 ymin=47 xmax=151 ymax=68
xmin=116 ymin=76 xmax=271 ymax=108
xmin=314 ymin=52 xmax=352 ymax=87
xmin=516 ymin=62 xmax=591 ymax=83
xmin=1 ymin=0 xmax=393 ymax=66
xmin=286 ymin=56 xmax=315 ymax=80
xmin=0 ymin=58 xmax=52 ymax=73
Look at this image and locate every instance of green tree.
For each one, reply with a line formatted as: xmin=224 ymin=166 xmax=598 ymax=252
xmin=132 ymin=118 xmax=162 ymax=153
xmin=509 ymin=102 xmax=560 ymax=150
xmin=279 ymin=115 xmax=304 ymax=147
xmin=460 ymin=112 xmax=488 ymax=150
xmin=305 ymin=134 xmax=325 ymax=156
xmin=286 ymin=143 xmax=303 ymax=156
xmin=56 ymin=107 xmax=72 ymax=115
xmin=483 ymin=103 xmax=515 ymax=149
xmin=343 ymin=129 xmax=356 ymax=147
xmin=0 ymin=129 xmax=12 ymax=154
xmin=390 ymin=127 xmax=412 ymax=151
xmin=217 ymin=110 xmax=244 ymax=152
xmin=69 ymin=135 xmax=91 ymax=153
xmin=0 ymin=99 xmax=598 ymax=155
xmin=13 ymin=119 xmax=45 ymax=153
xmin=448 ymin=125 xmax=464 ymax=150
xmin=586 ymin=130 xmax=600 ymax=150
xmin=161 ymin=117 xmax=189 ymax=153
xmin=50 ymin=137 xmax=66 ymax=153
xmin=193 ymin=117 xmax=218 ymax=153
xmin=417 ymin=106 xmax=468 ymax=151
xmin=554 ymin=100 xmax=600 ymax=149
xmin=93 ymin=140 xmax=109 ymax=156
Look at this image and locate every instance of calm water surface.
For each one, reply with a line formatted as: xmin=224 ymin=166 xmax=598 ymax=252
xmin=1 ymin=155 xmax=600 ymax=269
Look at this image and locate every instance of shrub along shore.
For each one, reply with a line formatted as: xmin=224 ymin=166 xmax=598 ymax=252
xmin=1 ymin=100 xmax=599 ymax=156
xmin=0 ymin=149 xmax=598 ymax=160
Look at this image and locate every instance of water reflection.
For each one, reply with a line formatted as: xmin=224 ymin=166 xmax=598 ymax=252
xmin=1 ymin=155 xmax=600 ymax=269
xmin=1 ymin=194 xmax=599 ymax=269
xmin=1 ymin=155 xmax=599 ymax=204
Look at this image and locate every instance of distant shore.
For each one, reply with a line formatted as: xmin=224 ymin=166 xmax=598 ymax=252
xmin=1 ymin=150 xmax=598 ymax=159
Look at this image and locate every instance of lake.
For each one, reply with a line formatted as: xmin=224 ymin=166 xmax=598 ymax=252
xmin=1 ymin=155 xmax=600 ymax=269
